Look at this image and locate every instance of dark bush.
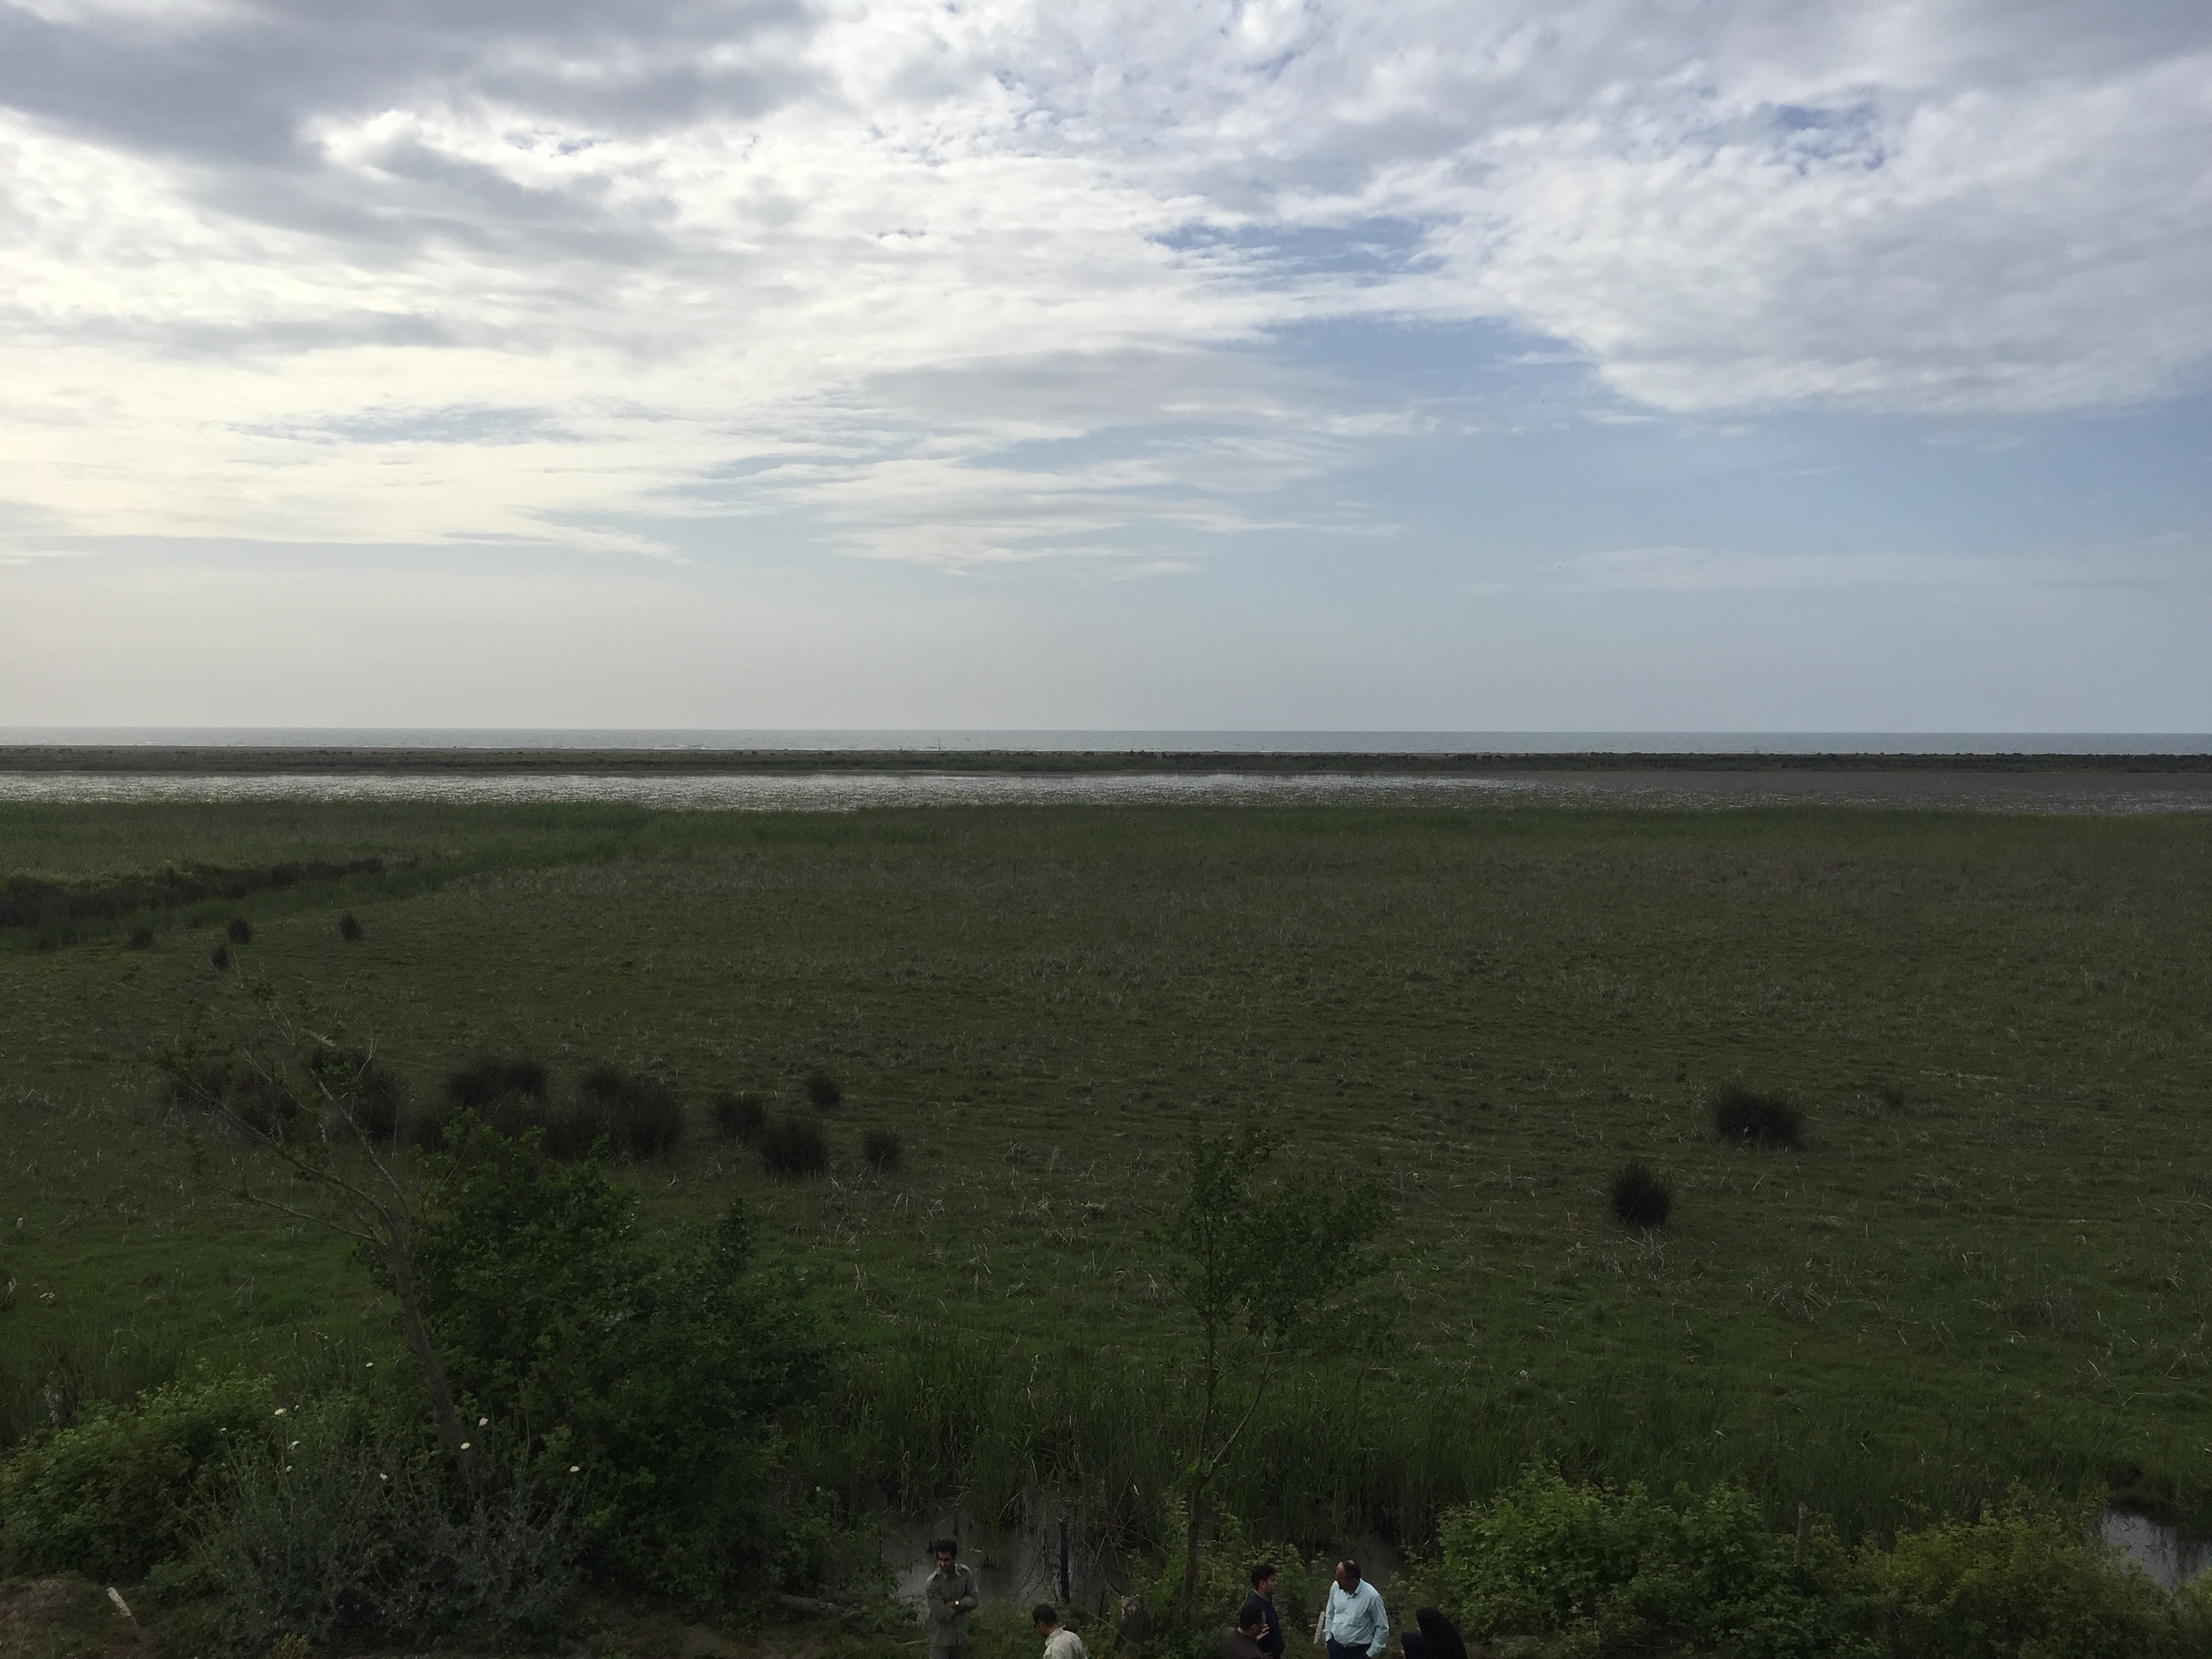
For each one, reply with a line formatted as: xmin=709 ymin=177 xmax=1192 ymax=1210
xmin=1877 ymin=1084 xmax=1906 ymax=1110
xmin=226 ymin=917 xmax=253 ymax=945
xmin=1609 ymin=1161 xmax=1673 ymax=1229
xmin=863 ymin=1127 xmax=903 ymax=1173
xmin=804 ymin=1067 xmax=843 ymax=1109
xmin=1712 ymin=1084 xmax=1803 ymax=1149
xmin=407 ymin=1124 xmax=821 ymax=1603
xmin=339 ymin=912 xmax=364 ymax=942
xmin=192 ymin=1400 xmax=574 ymax=1652
xmin=209 ymin=943 xmax=230 ymax=970
xmin=710 ymin=1091 xmax=766 ymax=1145
xmin=127 ymin=925 xmax=155 ymax=949
xmin=303 ymin=1046 xmax=405 ymax=1141
xmin=580 ymin=1065 xmax=684 ymax=1159
xmin=0 ymin=1371 xmax=274 ymax=1582
xmin=403 ymin=1107 xmax=453 ymax=1152
xmin=759 ymin=1114 xmax=829 ymax=1179
xmin=445 ymin=1055 xmax=550 ymax=1110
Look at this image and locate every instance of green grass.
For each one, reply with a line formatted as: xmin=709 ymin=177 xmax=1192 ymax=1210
xmin=3 ymin=799 xmax=2210 ymax=1551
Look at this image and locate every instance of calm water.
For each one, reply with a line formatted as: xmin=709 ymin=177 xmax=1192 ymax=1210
xmin=0 ymin=771 xmax=1534 ymax=808
xmin=5 ymin=728 xmax=2209 ymax=754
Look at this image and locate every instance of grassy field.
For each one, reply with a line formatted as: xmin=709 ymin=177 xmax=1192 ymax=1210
xmin=3 ymin=797 xmax=2209 ymax=1553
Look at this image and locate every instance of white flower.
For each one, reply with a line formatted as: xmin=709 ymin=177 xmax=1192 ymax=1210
xmin=460 ymin=1441 xmax=471 ymax=1450
xmin=379 ymin=1474 xmax=388 ymax=1482
xmin=289 ymin=1440 xmax=300 ymax=1449
xmin=477 ymin=1417 xmax=488 ymax=1427
xmin=569 ymin=1465 xmax=581 ymax=1474
xmin=273 ymin=1407 xmax=287 ymax=1416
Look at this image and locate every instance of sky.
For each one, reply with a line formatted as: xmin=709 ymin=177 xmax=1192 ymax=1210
xmin=2 ymin=0 xmax=2209 ymax=732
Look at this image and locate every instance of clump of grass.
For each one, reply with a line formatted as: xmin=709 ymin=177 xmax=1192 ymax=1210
xmin=710 ymin=1091 xmax=766 ymax=1145
xmin=578 ymin=1064 xmax=683 ymax=1159
xmin=445 ymin=1055 xmax=551 ymax=1110
xmin=804 ymin=1068 xmax=843 ymax=1109
xmin=340 ymin=912 xmax=364 ymax=942
xmin=759 ymin=1114 xmax=829 ymax=1179
xmin=1712 ymin=1084 xmax=1803 ymax=1149
xmin=863 ymin=1127 xmax=903 ymax=1173
xmin=127 ymin=926 xmax=155 ymax=949
xmin=209 ymin=943 xmax=230 ymax=970
xmin=226 ymin=917 xmax=253 ymax=945
xmin=1877 ymin=1083 xmax=1906 ymax=1110
xmin=1610 ymin=1161 xmax=1673 ymax=1229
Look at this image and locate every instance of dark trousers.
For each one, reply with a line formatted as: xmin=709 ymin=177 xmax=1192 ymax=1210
xmin=1328 ymin=1641 xmax=1371 ymax=1659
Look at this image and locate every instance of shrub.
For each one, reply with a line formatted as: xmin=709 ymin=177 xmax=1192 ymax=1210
xmin=190 ymin=1399 xmax=574 ymax=1652
xmin=1713 ymin=1083 xmax=1803 ymax=1149
xmin=339 ymin=912 xmax=364 ymax=942
xmin=805 ymin=1067 xmax=844 ymax=1109
xmin=226 ymin=917 xmax=253 ymax=945
xmin=579 ymin=1064 xmax=683 ymax=1159
xmin=128 ymin=925 xmax=155 ymax=949
xmin=0 ymin=1370 xmax=274 ymax=1582
xmin=1609 ymin=1161 xmax=1672 ymax=1229
xmin=759 ymin=1114 xmax=830 ymax=1179
xmin=1870 ymin=1493 xmax=2179 ymax=1659
xmin=710 ymin=1090 xmax=767 ymax=1145
xmin=209 ymin=943 xmax=230 ymax=970
xmin=863 ymin=1127 xmax=903 ymax=1173
xmin=405 ymin=1125 xmax=821 ymax=1603
xmin=1429 ymin=1463 xmax=1869 ymax=1659
xmin=445 ymin=1054 xmax=550 ymax=1110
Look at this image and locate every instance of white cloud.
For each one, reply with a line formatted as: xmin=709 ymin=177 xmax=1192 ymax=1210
xmin=0 ymin=0 xmax=2207 ymax=564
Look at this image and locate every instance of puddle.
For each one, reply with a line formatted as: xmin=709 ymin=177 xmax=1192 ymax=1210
xmin=2101 ymin=1509 xmax=2212 ymax=1590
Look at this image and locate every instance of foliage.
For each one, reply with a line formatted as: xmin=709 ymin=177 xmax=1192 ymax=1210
xmin=1427 ymin=1462 xmax=1873 ymax=1659
xmin=0 ymin=1370 xmax=273 ymax=1582
xmin=1607 ymin=1161 xmax=1672 ymax=1229
xmin=404 ymin=1122 xmax=823 ymax=1603
xmin=710 ymin=1089 xmax=766 ymax=1144
xmin=444 ymin=1054 xmax=550 ymax=1109
xmin=1156 ymin=1117 xmax=1387 ymax=1608
xmin=760 ymin=1113 xmax=830 ymax=1178
xmin=339 ymin=910 xmax=363 ymax=941
xmin=806 ymin=1068 xmax=844 ymax=1109
xmin=185 ymin=1393 xmax=574 ymax=1652
xmin=577 ymin=1063 xmax=684 ymax=1158
xmin=1868 ymin=1493 xmax=2184 ymax=1658
xmin=864 ymin=1127 xmax=903 ymax=1172
xmin=225 ymin=917 xmax=252 ymax=945
xmin=1712 ymin=1084 xmax=1803 ymax=1149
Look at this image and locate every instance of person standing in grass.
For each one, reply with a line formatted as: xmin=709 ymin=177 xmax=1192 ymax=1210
xmin=1321 ymin=1560 xmax=1388 ymax=1659
xmin=927 ymin=1539 xmax=981 ymax=1659
xmin=1035 ymin=1603 xmax=1084 ymax=1659
xmin=1223 ymin=1599 xmax=1272 ymax=1659
xmin=1248 ymin=1563 xmax=1284 ymax=1659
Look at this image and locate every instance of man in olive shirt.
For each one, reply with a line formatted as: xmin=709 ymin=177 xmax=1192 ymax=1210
xmin=926 ymin=1539 xmax=981 ymax=1659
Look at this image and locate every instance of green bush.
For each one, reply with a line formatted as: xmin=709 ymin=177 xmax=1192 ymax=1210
xmin=1427 ymin=1463 xmax=1871 ymax=1659
xmin=1870 ymin=1494 xmax=2182 ymax=1659
xmin=188 ymin=1395 xmax=573 ymax=1652
xmin=404 ymin=1122 xmax=823 ymax=1604
xmin=0 ymin=1371 xmax=273 ymax=1582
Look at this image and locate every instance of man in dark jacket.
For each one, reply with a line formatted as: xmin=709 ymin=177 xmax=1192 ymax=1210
xmin=926 ymin=1539 xmax=981 ymax=1659
xmin=1222 ymin=1599 xmax=1272 ymax=1659
xmin=1248 ymin=1563 xmax=1284 ymax=1659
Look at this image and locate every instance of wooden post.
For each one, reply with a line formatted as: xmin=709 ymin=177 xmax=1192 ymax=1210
xmin=1795 ymin=1502 xmax=1812 ymax=1565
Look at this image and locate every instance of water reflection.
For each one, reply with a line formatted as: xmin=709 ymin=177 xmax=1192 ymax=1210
xmin=0 ymin=772 xmax=1532 ymax=810
xmin=2101 ymin=1509 xmax=2212 ymax=1590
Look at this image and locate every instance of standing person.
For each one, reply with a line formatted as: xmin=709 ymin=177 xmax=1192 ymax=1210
xmin=1321 ymin=1560 xmax=1388 ymax=1659
xmin=1223 ymin=1599 xmax=1271 ymax=1659
xmin=1035 ymin=1605 xmax=1085 ymax=1659
xmin=1248 ymin=1564 xmax=1284 ymax=1659
xmin=926 ymin=1539 xmax=981 ymax=1659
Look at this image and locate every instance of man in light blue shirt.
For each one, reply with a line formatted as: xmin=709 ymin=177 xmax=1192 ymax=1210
xmin=1322 ymin=1559 xmax=1387 ymax=1659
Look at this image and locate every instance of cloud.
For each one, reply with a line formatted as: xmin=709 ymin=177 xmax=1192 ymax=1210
xmin=1479 ymin=537 xmax=2212 ymax=594
xmin=0 ymin=0 xmax=2207 ymax=565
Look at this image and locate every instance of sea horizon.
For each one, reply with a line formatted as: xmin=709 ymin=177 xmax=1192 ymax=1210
xmin=5 ymin=727 xmax=2210 ymax=756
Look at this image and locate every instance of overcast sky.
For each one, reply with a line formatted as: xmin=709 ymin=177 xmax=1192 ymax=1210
xmin=3 ymin=0 xmax=2209 ymax=731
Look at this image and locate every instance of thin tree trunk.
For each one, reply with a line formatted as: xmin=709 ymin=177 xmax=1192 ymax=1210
xmin=383 ymin=1227 xmax=468 ymax=1467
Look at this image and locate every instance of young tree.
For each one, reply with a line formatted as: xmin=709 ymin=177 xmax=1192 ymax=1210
xmin=1158 ymin=1116 xmax=1388 ymax=1613
xmin=158 ymin=969 xmax=472 ymax=1468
